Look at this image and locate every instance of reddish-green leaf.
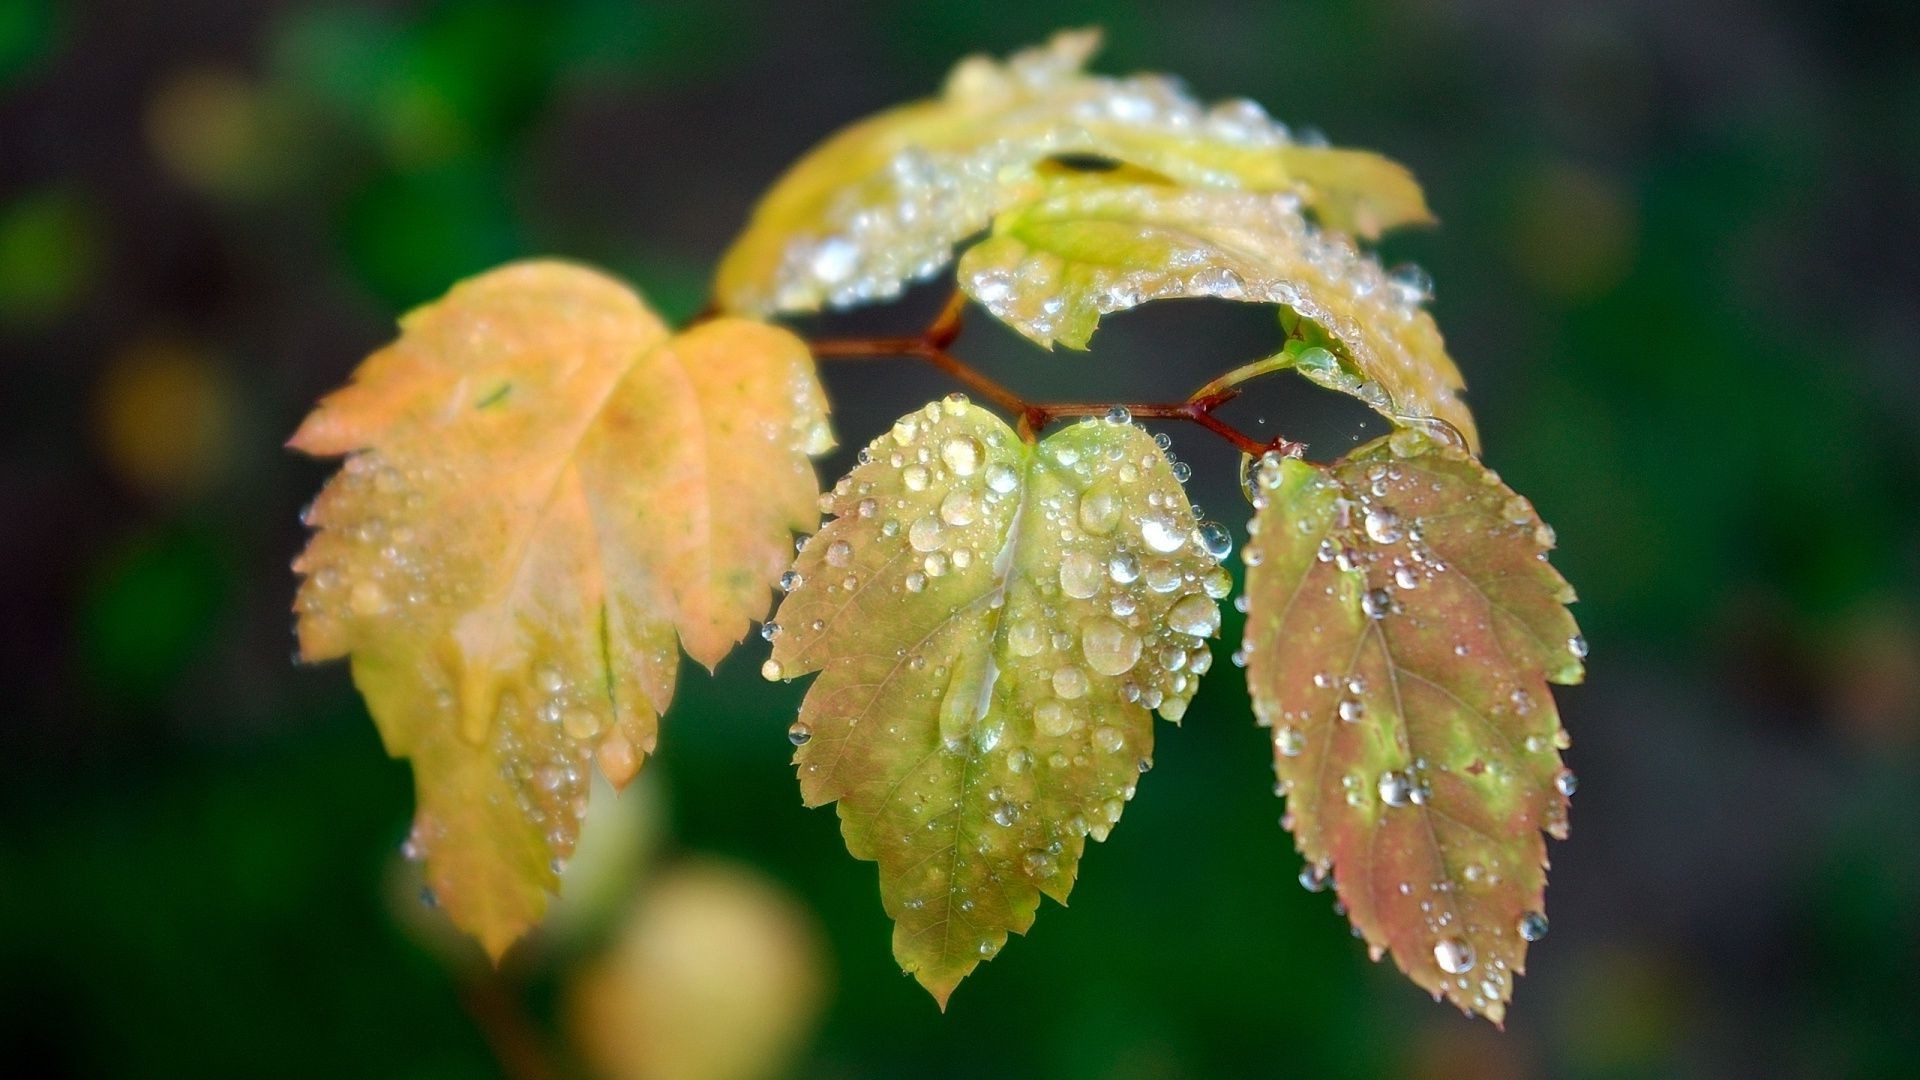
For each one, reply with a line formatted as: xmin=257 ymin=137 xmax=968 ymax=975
xmin=291 ymin=261 xmax=831 ymax=956
xmin=1240 ymin=431 xmax=1583 ymax=1022
xmin=765 ymin=401 xmax=1229 ymax=1004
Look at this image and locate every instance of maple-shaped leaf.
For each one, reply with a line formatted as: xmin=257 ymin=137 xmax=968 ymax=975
xmin=291 ymin=261 xmax=831 ymax=957
xmin=764 ymin=399 xmax=1230 ymax=1005
xmin=714 ymin=29 xmax=1430 ymax=317
xmin=957 ymin=177 xmax=1478 ymax=450
xmin=1239 ymin=430 xmax=1584 ymax=1023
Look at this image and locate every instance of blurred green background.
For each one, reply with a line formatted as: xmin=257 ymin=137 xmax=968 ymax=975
xmin=3 ymin=0 xmax=1918 ymax=1076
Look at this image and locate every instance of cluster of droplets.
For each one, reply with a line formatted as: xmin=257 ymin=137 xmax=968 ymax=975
xmin=294 ymin=451 xmax=466 ymax=654
xmin=766 ymin=399 xmax=1231 ymax=957
xmin=1238 ymin=432 xmax=1578 ymax=1017
xmin=961 ymin=183 xmax=1465 ymax=440
xmin=753 ymin=30 xmax=1342 ymax=322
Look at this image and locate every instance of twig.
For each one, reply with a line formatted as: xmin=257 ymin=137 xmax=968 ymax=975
xmin=807 ymin=293 xmax=1303 ymax=457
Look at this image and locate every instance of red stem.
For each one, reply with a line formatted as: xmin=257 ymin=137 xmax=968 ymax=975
xmin=807 ymin=293 xmax=1302 ymax=458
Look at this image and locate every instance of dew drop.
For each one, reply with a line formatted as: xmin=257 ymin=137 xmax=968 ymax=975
xmin=1077 ymin=485 xmax=1121 ymax=535
xmin=1299 ymin=860 xmax=1331 ymax=892
xmin=1364 ymin=507 xmax=1403 ymax=544
xmin=1361 ymin=588 xmax=1393 ymax=619
xmin=941 ymin=435 xmax=983 ymax=476
xmin=1197 ymin=521 xmax=1233 ymax=559
xmin=1434 ymin=936 xmax=1476 ymax=974
xmin=1167 ymin=593 xmax=1221 ymax=638
xmin=787 ymin=721 xmax=812 ymax=746
xmin=1058 ymin=550 xmax=1102 ymax=599
xmin=1517 ymin=911 xmax=1550 ymax=941
xmin=1141 ymin=514 xmax=1187 ymax=552
xmin=1081 ymin=617 xmax=1142 ymax=676
xmin=1052 ymin=665 xmax=1090 ymax=700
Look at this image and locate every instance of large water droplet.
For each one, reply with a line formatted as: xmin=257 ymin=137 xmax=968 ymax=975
xmin=787 ymin=721 xmax=812 ymax=746
xmin=1434 ymin=936 xmax=1476 ymax=974
xmin=1166 ymin=593 xmax=1221 ymax=638
xmin=1078 ymin=485 xmax=1121 ymax=534
xmin=908 ymin=515 xmax=944 ymax=552
xmin=1081 ymin=617 xmax=1142 ymax=676
xmin=1518 ymin=911 xmax=1549 ymax=941
xmin=1058 ymin=550 xmax=1101 ymax=599
xmin=1141 ymin=514 xmax=1186 ymax=553
xmin=1364 ymin=507 xmax=1403 ymax=544
xmin=941 ymin=434 xmax=983 ymax=476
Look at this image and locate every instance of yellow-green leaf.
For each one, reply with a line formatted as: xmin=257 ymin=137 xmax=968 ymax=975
xmin=958 ymin=178 xmax=1479 ymax=450
xmin=714 ymin=29 xmax=1431 ymax=316
xmin=765 ymin=400 xmax=1229 ymax=1005
xmin=290 ymin=260 xmax=831 ymax=958
xmin=1240 ymin=431 xmax=1583 ymax=1023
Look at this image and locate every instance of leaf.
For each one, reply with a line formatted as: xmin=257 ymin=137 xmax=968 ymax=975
xmin=1239 ymin=431 xmax=1584 ymax=1023
xmin=290 ymin=260 xmax=831 ymax=957
xmin=714 ymin=29 xmax=1431 ymax=317
xmin=764 ymin=400 xmax=1230 ymax=1005
xmin=957 ymin=177 xmax=1479 ymax=450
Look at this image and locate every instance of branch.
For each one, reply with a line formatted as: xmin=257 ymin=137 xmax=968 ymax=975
xmin=807 ymin=294 xmax=1303 ymax=458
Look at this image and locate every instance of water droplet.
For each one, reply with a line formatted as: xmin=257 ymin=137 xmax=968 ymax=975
xmin=1517 ymin=911 xmax=1549 ymax=941
xmin=825 ymin=540 xmax=853 ymax=567
xmin=1568 ymin=635 xmax=1588 ymax=659
xmin=1093 ymin=725 xmax=1126 ymax=753
xmin=1166 ymin=593 xmax=1220 ymax=638
xmin=1141 ymin=514 xmax=1187 ymax=552
xmin=1555 ymin=768 xmax=1578 ymax=796
xmin=787 ymin=721 xmax=812 ymax=746
xmin=940 ymin=490 xmax=977 ymax=526
xmin=1361 ymin=588 xmax=1393 ymax=619
xmin=986 ymin=462 xmax=1019 ymax=493
xmin=1275 ymin=725 xmax=1304 ymax=757
xmin=1035 ymin=699 xmax=1078 ymax=736
xmin=1197 ymin=521 xmax=1233 ymax=559
xmin=1338 ymin=697 xmax=1366 ymax=723
xmin=760 ymin=621 xmax=781 ymax=641
xmin=1007 ymin=620 xmax=1044 ymax=657
xmin=1081 ymin=617 xmax=1142 ymax=676
xmin=562 ymin=708 xmax=601 ymax=740
xmin=1077 ymin=485 xmax=1121 ymax=534
xmin=1299 ymin=860 xmax=1331 ymax=892
xmin=761 ymin=659 xmax=784 ymax=681
xmin=941 ymin=435 xmax=983 ymax=476
xmin=1059 ymin=550 xmax=1102 ymax=599
xmin=779 ymin=569 xmax=804 ymax=592
xmin=1052 ymin=665 xmax=1089 ymax=700
xmin=1377 ymin=769 xmax=1412 ymax=806
xmin=1364 ymin=507 xmax=1403 ymax=544
xmin=1107 ymin=552 xmax=1140 ymax=584
xmin=908 ymin=515 xmax=944 ymax=552
xmin=1103 ymin=405 xmax=1131 ymax=424
xmin=1434 ymin=936 xmax=1476 ymax=974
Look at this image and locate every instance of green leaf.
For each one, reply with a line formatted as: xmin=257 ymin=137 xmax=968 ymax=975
xmin=958 ymin=177 xmax=1479 ymax=450
xmin=765 ymin=400 xmax=1230 ymax=1005
xmin=714 ymin=29 xmax=1431 ymax=317
xmin=291 ymin=261 xmax=832 ymax=957
xmin=1239 ymin=431 xmax=1583 ymax=1023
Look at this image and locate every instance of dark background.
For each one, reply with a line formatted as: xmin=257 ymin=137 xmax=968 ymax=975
xmin=3 ymin=1 xmax=1918 ymax=1076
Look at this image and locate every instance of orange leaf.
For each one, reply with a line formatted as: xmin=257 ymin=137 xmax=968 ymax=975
xmin=291 ymin=261 xmax=831 ymax=957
